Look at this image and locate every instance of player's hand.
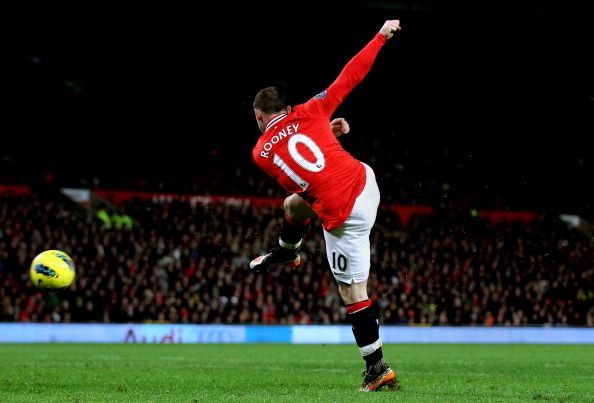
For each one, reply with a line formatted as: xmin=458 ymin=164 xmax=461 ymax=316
xmin=330 ymin=117 xmax=350 ymax=138
xmin=379 ymin=20 xmax=401 ymax=39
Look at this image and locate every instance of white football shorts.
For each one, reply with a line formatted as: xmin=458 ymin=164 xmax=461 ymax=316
xmin=323 ymin=162 xmax=380 ymax=284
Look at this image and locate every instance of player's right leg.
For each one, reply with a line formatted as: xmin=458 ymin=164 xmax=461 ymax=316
xmin=338 ymin=282 xmax=398 ymax=392
xmin=249 ymin=194 xmax=315 ymax=272
xmin=323 ymin=162 xmax=397 ymax=391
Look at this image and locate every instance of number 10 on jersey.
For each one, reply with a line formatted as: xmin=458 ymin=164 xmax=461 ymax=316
xmin=273 ymin=133 xmax=325 ymax=191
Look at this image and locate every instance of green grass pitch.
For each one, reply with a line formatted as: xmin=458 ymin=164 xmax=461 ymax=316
xmin=1 ymin=344 xmax=593 ymax=402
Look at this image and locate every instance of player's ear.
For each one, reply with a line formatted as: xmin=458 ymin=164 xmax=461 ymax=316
xmin=287 ymin=105 xmax=292 ymax=113
xmin=254 ymin=109 xmax=263 ymax=122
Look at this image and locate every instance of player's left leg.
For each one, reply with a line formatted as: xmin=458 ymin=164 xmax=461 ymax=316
xmin=249 ymin=194 xmax=315 ymax=271
xmin=280 ymin=194 xmax=315 ymax=247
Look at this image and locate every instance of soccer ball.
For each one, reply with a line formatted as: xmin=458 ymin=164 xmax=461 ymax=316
xmin=30 ymin=250 xmax=76 ymax=291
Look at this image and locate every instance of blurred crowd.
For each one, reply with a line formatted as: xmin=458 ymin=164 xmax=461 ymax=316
xmin=3 ymin=137 xmax=592 ymax=221
xmin=1 ymin=194 xmax=593 ymax=326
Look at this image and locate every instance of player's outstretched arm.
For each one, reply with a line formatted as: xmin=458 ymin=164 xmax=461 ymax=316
xmin=310 ymin=19 xmax=402 ymax=118
xmin=330 ymin=117 xmax=350 ymax=138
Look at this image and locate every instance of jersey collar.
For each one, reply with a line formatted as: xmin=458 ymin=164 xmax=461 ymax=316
xmin=265 ymin=113 xmax=288 ymax=131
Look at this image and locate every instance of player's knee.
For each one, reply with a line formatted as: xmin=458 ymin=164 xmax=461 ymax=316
xmin=338 ymin=282 xmax=369 ymax=305
xmin=283 ymin=196 xmax=294 ymax=214
xmin=284 ymin=195 xmax=314 ymax=222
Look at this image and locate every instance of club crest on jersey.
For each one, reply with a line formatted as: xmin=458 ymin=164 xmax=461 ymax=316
xmin=313 ymin=90 xmax=327 ymax=100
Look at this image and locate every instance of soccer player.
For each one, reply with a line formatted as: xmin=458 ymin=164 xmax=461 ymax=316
xmin=249 ymin=20 xmax=401 ymax=391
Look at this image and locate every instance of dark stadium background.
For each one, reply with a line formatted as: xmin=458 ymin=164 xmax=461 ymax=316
xmin=3 ymin=0 xmax=593 ymax=216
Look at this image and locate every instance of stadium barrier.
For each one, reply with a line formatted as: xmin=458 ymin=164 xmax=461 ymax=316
xmin=91 ymin=189 xmax=539 ymax=225
xmin=0 ymin=185 xmax=541 ymax=225
xmin=1 ymin=324 xmax=593 ymax=344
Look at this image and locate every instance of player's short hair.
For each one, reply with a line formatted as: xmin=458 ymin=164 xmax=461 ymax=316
xmin=253 ymin=87 xmax=287 ymax=114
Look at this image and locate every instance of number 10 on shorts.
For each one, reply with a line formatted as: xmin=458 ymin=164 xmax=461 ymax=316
xmin=332 ymin=251 xmax=347 ymax=272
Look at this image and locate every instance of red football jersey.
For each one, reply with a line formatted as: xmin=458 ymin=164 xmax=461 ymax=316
xmin=252 ymin=33 xmax=387 ymax=231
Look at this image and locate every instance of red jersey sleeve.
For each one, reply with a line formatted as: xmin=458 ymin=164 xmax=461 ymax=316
xmin=303 ymin=33 xmax=387 ymax=118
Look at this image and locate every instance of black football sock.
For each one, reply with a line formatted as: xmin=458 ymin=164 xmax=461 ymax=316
xmin=347 ymin=299 xmax=383 ymax=370
xmin=279 ymin=213 xmax=310 ymax=248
